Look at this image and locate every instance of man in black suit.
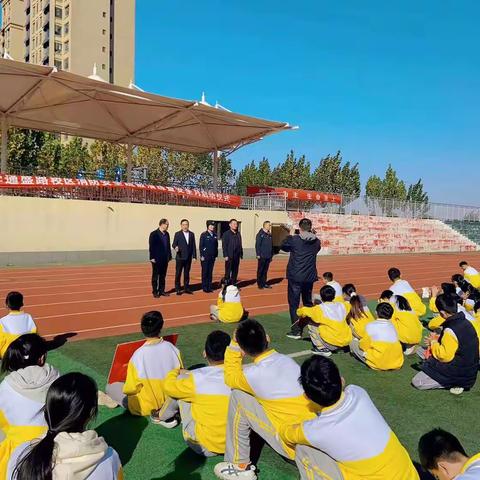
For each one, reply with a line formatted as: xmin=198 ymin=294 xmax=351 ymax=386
xmin=172 ymin=219 xmax=197 ymax=295
xmin=199 ymin=221 xmax=218 ymax=293
xmin=256 ymin=220 xmax=274 ymax=289
xmin=222 ymin=218 xmax=243 ymax=285
xmin=149 ymin=218 xmax=172 ymax=298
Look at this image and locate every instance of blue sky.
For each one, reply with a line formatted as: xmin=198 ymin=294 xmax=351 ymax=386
xmin=136 ymin=1 xmax=480 ymax=204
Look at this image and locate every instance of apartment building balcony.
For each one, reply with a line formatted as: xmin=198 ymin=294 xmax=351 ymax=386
xmin=25 ymin=0 xmax=31 ymax=14
xmin=43 ymin=30 xmax=50 ymax=47
xmin=43 ymin=15 xmax=50 ymax=31
xmin=44 ymin=0 xmax=50 ymax=15
xmin=42 ymin=49 xmax=49 ymax=65
xmin=25 ymin=14 xmax=30 ymax=27
xmin=24 ymin=31 xmax=30 ymax=46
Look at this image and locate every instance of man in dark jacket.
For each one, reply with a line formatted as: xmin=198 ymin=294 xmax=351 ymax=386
xmin=222 ymin=219 xmax=243 ymax=285
xmin=199 ymin=221 xmax=218 ymax=293
xmin=172 ymin=219 xmax=197 ymax=295
xmin=149 ymin=218 xmax=172 ymax=298
xmin=256 ymin=220 xmax=274 ymax=289
xmin=412 ymin=294 xmax=479 ymax=393
xmin=281 ymin=218 xmax=321 ymax=339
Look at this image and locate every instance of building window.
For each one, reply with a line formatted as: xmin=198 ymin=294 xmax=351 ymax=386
xmin=102 ymin=46 xmax=106 ymax=53
xmin=64 ymin=58 xmax=69 ymax=70
xmin=64 ymin=41 xmax=69 ymax=53
xmin=102 ymin=29 xmax=107 ymax=35
xmin=102 ymin=11 xmax=106 ymax=18
xmin=54 ymin=59 xmax=62 ymax=69
xmin=54 ymin=24 xmax=61 ymax=35
xmin=64 ymin=22 xmax=69 ymax=34
xmin=65 ymin=5 xmax=69 ymax=17
xmin=54 ymin=41 xmax=61 ymax=53
xmin=55 ymin=7 xmax=62 ymax=18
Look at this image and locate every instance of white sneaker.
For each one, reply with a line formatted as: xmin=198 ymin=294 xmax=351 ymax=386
xmin=449 ymin=387 xmax=464 ymax=395
xmin=150 ymin=415 xmax=179 ymax=429
xmin=404 ymin=346 xmax=417 ymax=356
xmin=214 ymin=462 xmax=257 ymax=480
xmin=97 ymin=391 xmax=118 ymax=409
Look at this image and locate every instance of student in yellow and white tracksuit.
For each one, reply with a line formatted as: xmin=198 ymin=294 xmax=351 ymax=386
xmin=317 ymin=272 xmax=343 ymax=303
xmin=460 ymin=262 xmax=480 ymax=288
xmin=350 ymin=303 xmax=404 ymax=371
xmin=8 ymin=372 xmax=123 ymax=480
xmin=105 ymin=311 xmax=182 ymax=424
xmin=342 ymin=285 xmax=374 ymax=339
xmin=388 ymin=268 xmax=426 ymax=316
xmin=0 ymin=292 xmax=37 ymax=358
xmin=0 ymin=334 xmax=60 ymax=479
xmin=379 ymin=291 xmax=423 ymax=351
xmin=164 ymin=331 xmax=232 ymax=456
xmin=280 ymin=356 xmax=419 ymax=480
xmin=298 ymin=285 xmax=352 ymax=357
xmin=213 ymin=319 xmax=332 ymax=480
xmin=210 ymin=284 xmax=245 ymax=324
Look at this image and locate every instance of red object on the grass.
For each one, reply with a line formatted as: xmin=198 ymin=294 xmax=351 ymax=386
xmin=246 ymin=185 xmax=342 ymax=204
xmin=0 ymin=175 xmax=242 ymax=208
xmin=424 ymin=347 xmax=432 ymax=359
xmin=107 ymin=334 xmax=179 ymax=384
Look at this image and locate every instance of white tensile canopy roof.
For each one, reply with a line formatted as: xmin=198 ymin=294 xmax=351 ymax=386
xmin=0 ymin=58 xmax=295 ymax=185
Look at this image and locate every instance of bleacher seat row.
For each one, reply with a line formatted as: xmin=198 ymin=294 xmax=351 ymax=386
xmin=288 ymin=213 xmax=479 ymax=255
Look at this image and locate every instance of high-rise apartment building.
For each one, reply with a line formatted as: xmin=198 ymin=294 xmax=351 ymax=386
xmin=1 ymin=0 xmax=135 ymax=86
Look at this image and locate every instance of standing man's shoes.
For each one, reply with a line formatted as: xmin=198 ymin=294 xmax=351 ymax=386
xmin=184 ymin=289 xmax=194 ymax=295
xmin=176 ymin=290 xmax=182 ymax=296
xmin=153 ymin=293 xmax=160 ymax=298
xmin=263 ymin=284 xmax=272 ymax=289
xmin=160 ymin=292 xmax=170 ymax=297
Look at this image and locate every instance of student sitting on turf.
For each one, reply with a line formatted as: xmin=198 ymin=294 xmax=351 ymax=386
xmin=412 ymin=294 xmax=479 ymax=394
xmin=298 ymin=285 xmax=352 ymax=357
xmin=452 ymin=274 xmax=469 ymax=297
xmin=213 ymin=319 xmax=320 ymax=480
xmin=418 ymin=428 xmax=480 ymax=480
xmin=280 ymin=356 xmax=420 ymax=480
xmin=459 ymin=261 xmax=480 ymax=288
xmin=164 ymin=330 xmax=231 ymax=457
xmin=0 ymin=292 xmax=37 ymax=358
xmin=343 ymin=284 xmax=374 ymax=338
xmin=210 ymin=280 xmax=246 ymax=324
xmin=350 ymin=302 xmax=404 ymax=371
xmin=388 ymin=268 xmax=427 ymax=317
xmin=106 ymin=311 xmax=182 ymax=425
xmin=460 ymin=283 xmax=480 ymax=312
xmin=321 ymin=272 xmax=343 ymax=302
xmin=8 ymin=373 xmax=122 ymax=480
xmin=0 ymin=334 xmax=60 ymax=479
xmin=380 ymin=290 xmax=423 ymax=355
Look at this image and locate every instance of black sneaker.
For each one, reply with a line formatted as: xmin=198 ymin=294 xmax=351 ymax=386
xmin=311 ymin=346 xmax=332 ymax=357
xmin=286 ymin=329 xmax=302 ymax=340
xmin=263 ymin=284 xmax=272 ymax=289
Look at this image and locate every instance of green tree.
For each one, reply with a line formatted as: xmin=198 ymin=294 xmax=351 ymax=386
xmin=406 ymin=179 xmax=428 ymax=204
xmin=90 ymin=141 xmax=126 ymax=176
xmin=7 ymin=128 xmax=45 ymax=174
xmin=37 ymin=133 xmax=62 ymax=175
xmin=271 ymin=150 xmax=311 ymax=189
xmin=235 ymin=160 xmax=259 ymax=195
xmin=60 ymin=137 xmax=93 ymax=177
xmin=256 ymin=157 xmax=271 ymax=186
xmin=365 ymin=175 xmax=383 ymax=198
xmin=382 ymin=164 xmax=407 ymax=200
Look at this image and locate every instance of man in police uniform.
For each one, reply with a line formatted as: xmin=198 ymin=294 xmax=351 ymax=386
xmin=199 ymin=221 xmax=218 ymax=292
xmin=256 ymin=220 xmax=274 ymax=289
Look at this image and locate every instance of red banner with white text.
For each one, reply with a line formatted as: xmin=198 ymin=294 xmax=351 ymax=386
xmin=246 ymin=185 xmax=342 ymax=204
xmin=0 ymin=175 xmax=243 ymax=208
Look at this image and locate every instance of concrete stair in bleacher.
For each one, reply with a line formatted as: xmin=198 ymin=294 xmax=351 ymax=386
xmin=444 ymin=220 xmax=480 ymax=247
xmin=288 ymin=213 xmax=480 ymax=255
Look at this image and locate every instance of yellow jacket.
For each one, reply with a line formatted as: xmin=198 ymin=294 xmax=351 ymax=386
xmin=164 ymin=366 xmax=231 ymax=454
xmin=359 ymin=320 xmax=404 ymax=371
xmin=391 ymin=310 xmax=423 ymax=345
xmin=123 ymin=338 xmax=182 ymax=416
xmin=464 ymin=267 xmax=480 ymax=288
xmin=390 ymin=280 xmax=426 ymax=316
xmin=280 ymin=385 xmax=419 ymax=480
xmin=349 ymin=307 xmax=374 ymax=339
xmin=0 ymin=311 xmax=37 ymax=358
xmin=224 ymin=343 xmax=319 ymax=459
xmin=217 ymin=298 xmax=244 ymax=324
xmin=298 ymin=302 xmax=352 ymax=347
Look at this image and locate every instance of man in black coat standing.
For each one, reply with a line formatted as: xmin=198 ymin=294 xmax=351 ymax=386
xmin=256 ymin=220 xmax=274 ymax=289
xmin=281 ymin=217 xmax=321 ymax=339
xmin=149 ymin=218 xmax=172 ymax=298
xmin=199 ymin=221 xmax=218 ymax=293
xmin=222 ymin=219 xmax=243 ymax=285
xmin=172 ymin=219 xmax=197 ymax=295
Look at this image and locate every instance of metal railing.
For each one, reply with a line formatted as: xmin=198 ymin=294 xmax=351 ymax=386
xmin=241 ymin=193 xmax=287 ymax=211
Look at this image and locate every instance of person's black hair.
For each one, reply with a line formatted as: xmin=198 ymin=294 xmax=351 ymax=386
xmin=320 ymin=285 xmax=335 ymax=303
xmin=300 ymin=356 xmax=342 ymax=407
xmin=380 ymin=289 xmax=394 ymax=301
xmin=418 ymin=428 xmax=468 ymax=471
xmin=465 ymin=285 xmax=480 ymax=302
xmin=1 ymin=334 xmax=47 ymax=374
xmin=262 ymin=220 xmax=271 ymax=227
xmin=474 ymin=301 xmax=480 ymax=314
xmin=220 ymin=277 xmax=231 ymax=302
xmin=441 ymin=283 xmax=457 ymax=296
xmin=299 ymin=218 xmax=312 ymax=232
xmin=236 ymin=319 xmax=268 ymax=357
xmin=388 ymin=268 xmax=401 ymax=281
xmin=376 ymin=302 xmax=394 ymax=320
xmin=342 ymin=283 xmax=356 ymax=297
xmin=6 ymin=291 xmax=24 ymax=310
xmin=395 ymin=295 xmax=412 ymax=312
xmin=206 ymin=220 xmax=215 ymax=228
xmin=141 ymin=311 xmax=164 ymax=337
xmin=205 ymin=330 xmax=231 ymax=363
xmin=459 ymin=261 xmax=468 ymax=267
xmin=180 ymin=218 xmax=189 ymax=224
xmin=322 ymin=272 xmax=333 ymax=282
xmin=14 ymin=373 xmax=98 ymax=480
xmin=229 ymin=218 xmax=238 ymax=224
xmin=451 ymin=274 xmax=464 ymax=284
xmin=435 ymin=294 xmax=458 ymax=315
xmin=159 ymin=218 xmax=168 ymax=226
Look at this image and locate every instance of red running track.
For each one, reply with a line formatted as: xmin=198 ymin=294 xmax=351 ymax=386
xmin=0 ymin=252 xmax=479 ymax=341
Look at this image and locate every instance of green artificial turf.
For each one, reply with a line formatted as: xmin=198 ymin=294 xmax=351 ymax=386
xmin=46 ymin=305 xmax=480 ymax=480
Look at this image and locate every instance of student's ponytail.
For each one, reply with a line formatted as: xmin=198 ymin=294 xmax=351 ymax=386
xmin=1 ymin=333 xmax=47 ymax=374
xmin=395 ymin=295 xmax=412 ymax=312
xmin=348 ymin=295 xmax=367 ymax=321
xmin=14 ymin=373 xmax=98 ymax=480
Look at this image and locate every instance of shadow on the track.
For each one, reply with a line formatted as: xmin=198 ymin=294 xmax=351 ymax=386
xmin=46 ymin=332 xmax=77 ymax=351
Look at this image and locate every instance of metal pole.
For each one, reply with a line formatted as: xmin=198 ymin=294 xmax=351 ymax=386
xmin=212 ymin=150 xmax=219 ymax=192
xmin=126 ymin=144 xmax=133 ymax=182
xmin=1 ymin=116 xmax=8 ymax=174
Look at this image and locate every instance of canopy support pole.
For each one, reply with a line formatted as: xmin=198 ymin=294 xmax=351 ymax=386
xmin=126 ymin=144 xmax=133 ymax=182
xmin=0 ymin=116 xmax=8 ymax=174
xmin=212 ymin=150 xmax=219 ymax=192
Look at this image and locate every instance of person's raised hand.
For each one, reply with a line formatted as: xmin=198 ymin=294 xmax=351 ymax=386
xmin=431 ymin=285 xmax=440 ymax=297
